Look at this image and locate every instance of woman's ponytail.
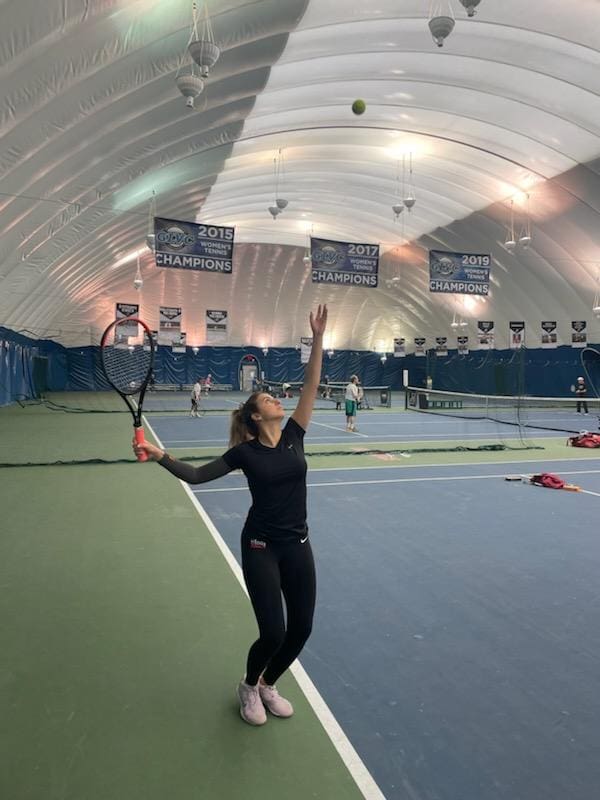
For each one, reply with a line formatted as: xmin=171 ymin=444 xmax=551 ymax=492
xmin=229 ymin=392 xmax=261 ymax=447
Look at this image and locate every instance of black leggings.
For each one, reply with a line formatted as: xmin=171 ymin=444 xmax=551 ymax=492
xmin=241 ymin=534 xmax=316 ymax=686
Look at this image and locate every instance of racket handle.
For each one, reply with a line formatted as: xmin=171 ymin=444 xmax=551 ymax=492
xmin=134 ymin=426 xmax=148 ymax=462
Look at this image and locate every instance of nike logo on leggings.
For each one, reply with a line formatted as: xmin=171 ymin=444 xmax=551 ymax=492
xmin=300 ymin=535 xmax=309 ymax=544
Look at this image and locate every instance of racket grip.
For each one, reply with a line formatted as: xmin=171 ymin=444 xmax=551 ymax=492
xmin=134 ymin=426 xmax=148 ymax=462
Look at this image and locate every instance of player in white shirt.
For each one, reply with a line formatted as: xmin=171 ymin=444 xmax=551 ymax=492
xmin=191 ymin=379 xmax=202 ymax=417
xmin=345 ymin=375 xmax=360 ymax=432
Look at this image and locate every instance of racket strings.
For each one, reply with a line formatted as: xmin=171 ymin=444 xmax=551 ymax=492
xmin=101 ymin=344 xmax=152 ymax=394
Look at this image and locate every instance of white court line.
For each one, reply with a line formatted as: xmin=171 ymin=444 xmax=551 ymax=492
xmin=310 ymin=419 xmax=369 ymax=438
xmin=580 ymin=489 xmax=600 ymax=498
xmin=191 ymin=468 xmax=600 ymax=493
xmin=142 ymin=415 xmax=386 ymax=800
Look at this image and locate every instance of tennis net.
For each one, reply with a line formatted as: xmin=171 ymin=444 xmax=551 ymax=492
xmin=405 ymin=387 xmax=600 ymax=434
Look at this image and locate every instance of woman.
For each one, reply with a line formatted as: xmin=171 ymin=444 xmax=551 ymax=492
xmin=133 ymin=305 xmax=328 ymax=726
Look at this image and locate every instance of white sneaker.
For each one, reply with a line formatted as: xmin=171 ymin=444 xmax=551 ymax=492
xmin=258 ymin=681 xmax=294 ymax=718
xmin=237 ymin=680 xmax=267 ymax=726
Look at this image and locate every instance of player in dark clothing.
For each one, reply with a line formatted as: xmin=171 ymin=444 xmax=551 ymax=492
xmin=575 ymin=376 xmax=589 ymax=414
xmin=133 ymin=305 xmax=328 ymax=726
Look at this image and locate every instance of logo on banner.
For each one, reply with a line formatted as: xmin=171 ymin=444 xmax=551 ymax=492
xmin=310 ymin=237 xmax=379 ymax=288
xmin=541 ymin=321 xmax=557 ymax=349
xmin=477 ymin=321 xmax=494 ymax=350
xmin=571 ymin=320 xmax=587 ymax=348
xmin=300 ymin=337 xmax=313 ymax=365
xmin=457 ymin=336 xmax=469 ymax=355
xmin=393 ymin=338 xmax=406 ymax=358
xmin=435 ymin=337 xmax=448 ymax=356
xmin=154 ymin=217 xmax=234 ymax=273
xmin=429 ymin=251 xmax=490 ymax=295
xmin=509 ymin=321 xmax=525 ymax=349
xmin=414 ymin=337 xmax=426 ymax=357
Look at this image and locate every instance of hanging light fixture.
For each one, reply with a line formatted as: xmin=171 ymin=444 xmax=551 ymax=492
xmin=403 ymin=153 xmax=416 ymax=211
xmin=392 ymin=160 xmax=404 ymax=220
xmin=146 ymin=191 xmax=156 ymax=251
xmin=593 ymin=267 xmax=600 ymax=316
xmin=268 ymin=149 xmax=288 ymax=217
xmin=133 ymin=254 xmax=143 ymax=290
xmin=428 ymin=1 xmax=455 ymax=47
xmin=450 ymin=313 xmax=459 ymax=329
xmin=302 ymin=224 xmax=313 ymax=265
xmin=459 ymin=0 xmax=481 ymax=16
xmin=504 ymin=199 xmax=517 ymax=252
xmin=380 ymin=353 xmax=387 ymax=364
xmin=192 ymin=346 xmax=199 ymax=355
xmin=188 ymin=1 xmax=221 ymax=79
xmin=518 ymin=193 xmax=532 ymax=248
xmin=327 ymin=349 xmax=335 ymax=358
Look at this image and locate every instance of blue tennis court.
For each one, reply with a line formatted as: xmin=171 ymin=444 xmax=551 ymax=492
xmin=146 ymin=409 xmax=600 ymax=800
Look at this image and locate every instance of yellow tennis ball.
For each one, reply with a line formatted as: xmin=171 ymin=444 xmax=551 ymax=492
xmin=352 ymin=99 xmax=366 ymax=115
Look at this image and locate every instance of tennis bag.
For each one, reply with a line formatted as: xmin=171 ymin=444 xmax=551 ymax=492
xmin=530 ymin=473 xmax=565 ymax=489
xmin=567 ymin=433 xmax=600 ymax=448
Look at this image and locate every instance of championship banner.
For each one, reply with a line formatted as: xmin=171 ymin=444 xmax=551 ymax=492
xmin=300 ymin=337 xmax=313 ymax=364
xmin=414 ymin=337 xmax=426 ymax=357
xmin=115 ymin=303 xmax=139 ymax=340
xmin=571 ymin=321 xmax=587 ymax=348
xmin=509 ymin=321 xmax=525 ymax=349
xmin=477 ymin=321 xmax=494 ymax=350
xmin=206 ymin=310 xmax=228 ymax=345
xmin=393 ymin=337 xmax=406 ymax=358
xmin=159 ymin=306 xmax=182 ymax=344
xmin=143 ymin=329 xmax=158 ymax=352
xmin=435 ymin=337 xmax=448 ymax=357
xmin=457 ymin=336 xmax=469 ymax=355
xmin=310 ymin=237 xmax=378 ymax=288
xmin=429 ymin=251 xmax=490 ymax=295
xmin=154 ymin=217 xmax=234 ymax=273
xmin=541 ymin=321 xmax=557 ymax=349
xmin=171 ymin=332 xmax=187 ymax=354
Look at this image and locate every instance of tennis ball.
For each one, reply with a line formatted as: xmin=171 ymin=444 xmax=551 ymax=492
xmin=352 ymin=99 xmax=366 ymax=115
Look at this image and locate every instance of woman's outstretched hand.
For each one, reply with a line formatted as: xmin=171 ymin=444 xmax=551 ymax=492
xmin=310 ymin=304 xmax=328 ymax=337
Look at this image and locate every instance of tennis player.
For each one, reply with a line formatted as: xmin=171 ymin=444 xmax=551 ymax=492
xmin=190 ymin=379 xmax=202 ymax=417
xmin=575 ymin=376 xmax=589 ymax=414
xmin=133 ymin=305 xmax=328 ymax=726
xmin=345 ymin=375 xmax=360 ymax=431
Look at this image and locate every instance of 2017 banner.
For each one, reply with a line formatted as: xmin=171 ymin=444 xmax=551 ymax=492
xmin=154 ymin=217 xmax=234 ymax=273
xmin=310 ymin=237 xmax=378 ymax=287
xmin=429 ymin=250 xmax=490 ymax=295
xmin=206 ymin=309 xmax=228 ymax=345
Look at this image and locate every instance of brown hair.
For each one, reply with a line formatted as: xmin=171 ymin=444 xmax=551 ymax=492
xmin=229 ymin=392 xmax=261 ymax=447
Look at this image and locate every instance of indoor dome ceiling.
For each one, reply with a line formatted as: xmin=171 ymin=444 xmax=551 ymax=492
xmin=0 ymin=0 xmax=599 ymax=349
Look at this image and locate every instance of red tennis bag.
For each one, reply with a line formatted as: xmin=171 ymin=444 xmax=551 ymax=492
xmin=567 ymin=433 xmax=600 ymax=448
xmin=530 ymin=473 xmax=565 ymax=489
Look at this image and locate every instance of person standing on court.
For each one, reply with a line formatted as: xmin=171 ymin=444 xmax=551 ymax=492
xmin=575 ymin=376 xmax=589 ymax=414
xmin=345 ymin=374 xmax=360 ymax=431
xmin=190 ymin=378 xmax=202 ymax=417
xmin=133 ymin=305 xmax=328 ymax=726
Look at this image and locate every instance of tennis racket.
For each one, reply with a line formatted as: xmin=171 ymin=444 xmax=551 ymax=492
xmin=570 ymin=384 xmax=576 ymax=393
xmin=100 ymin=317 xmax=155 ymax=462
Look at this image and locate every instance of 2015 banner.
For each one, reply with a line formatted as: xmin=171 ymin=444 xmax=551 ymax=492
xmin=154 ymin=217 xmax=234 ymax=273
xmin=429 ymin=250 xmax=490 ymax=295
xmin=310 ymin=237 xmax=378 ymax=287
xmin=206 ymin=310 xmax=228 ymax=344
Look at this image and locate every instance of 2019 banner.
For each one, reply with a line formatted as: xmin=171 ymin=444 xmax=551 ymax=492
xmin=429 ymin=250 xmax=490 ymax=295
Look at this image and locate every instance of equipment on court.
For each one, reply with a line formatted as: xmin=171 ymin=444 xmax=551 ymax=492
xmin=529 ymin=473 xmax=565 ymax=489
xmin=567 ymin=432 xmax=600 ymax=448
xmin=352 ymin=99 xmax=366 ymax=115
xmin=100 ymin=317 xmax=155 ymax=461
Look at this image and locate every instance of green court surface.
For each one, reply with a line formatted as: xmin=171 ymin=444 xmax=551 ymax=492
xmin=1 ymin=404 xmax=364 ymax=800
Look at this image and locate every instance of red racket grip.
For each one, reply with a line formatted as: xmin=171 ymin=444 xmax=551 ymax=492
xmin=134 ymin=426 xmax=148 ymax=462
